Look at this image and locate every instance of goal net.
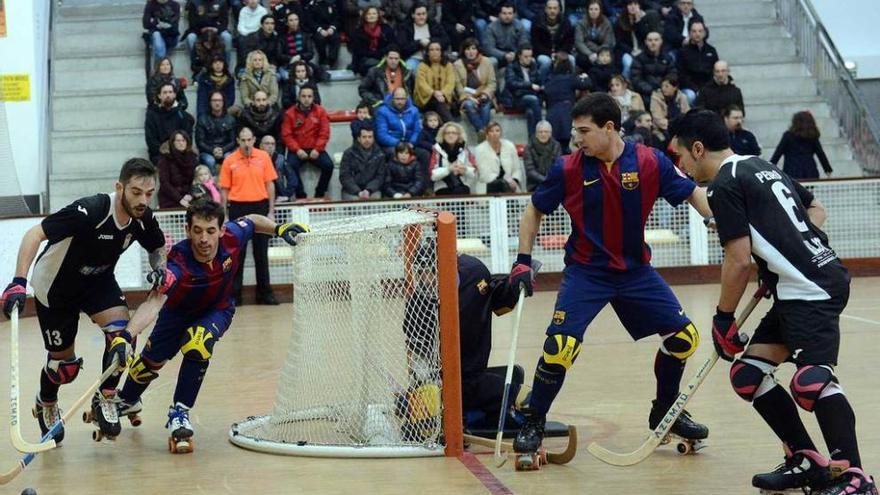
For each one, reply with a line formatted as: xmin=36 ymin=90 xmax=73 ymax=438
xmin=229 ymin=209 xmax=463 ymax=457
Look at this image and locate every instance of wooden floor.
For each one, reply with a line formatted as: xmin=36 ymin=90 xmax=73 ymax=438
xmin=2 ymin=279 xmax=879 ymax=495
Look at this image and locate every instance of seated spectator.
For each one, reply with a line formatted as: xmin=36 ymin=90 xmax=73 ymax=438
xmin=358 ymin=47 xmax=413 ymax=107
xmin=239 ymin=50 xmax=280 ymax=108
xmin=383 ymin=142 xmax=426 ymax=198
xmin=502 ymin=46 xmax=542 ymax=139
xmin=350 ymin=101 xmax=374 ymax=141
xmin=724 ymin=105 xmax=761 ymax=156
xmin=143 ymin=0 xmax=181 ymax=64
xmin=145 ymin=83 xmax=195 ymax=164
xmin=614 ymin=0 xmax=662 ymax=79
xmin=340 ymin=126 xmax=388 ymax=200
xmin=183 ymin=0 xmax=233 ymax=62
xmin=397 ymin=3 xmax=450 ymax=71
xmin=440 ymin=0 xmax=477 ymax=55
xmin=414 ymin=41 xmax=457 ymax=123
xmin=484 ymin=3 xmax=530 ymax=68
xmin=281 ymin=86 xmax=334 ymax=197
xmin=195 ymin=91 xmax=237 ymax=174
xmin=238 ymin=90 xmax=283 ymax=145
xmin=474 ymin=121 xmax=525 ymax=193
xmin=694 ymin=60 xmax=744 ymax=116
xmin=429 ymin=122 xmax=476 ymax=195
xmin=531 ymin=0 xmax=575 ymax=78
xmin=305 ymin=0 xmax=342 ymax=69
xmin=277 ymin=12 xmax=325 ymax=82
xmin=609 ymin=74 xmax=645 ymax=124
xmin=415 ymin=111 xmax=441 ymax=157
xmin=146 ymin=57 xmax=189 ymax=111
xmin=281 ymin=61 xmax=323 ymax=109
xmin=239 ymin=15 xmax=284 ymax=76
xmin=624 ymin=110 xmax=665 ymax=148
xmin=473 ymin=0 xmax=503 ymax=42
xmin=629 ymin=31 xmax=674 ymax=104
xmin=523 ymin=120 xmax=561 ymax=190
xmin=350 ymin=7 xmax=396 ymax=76
xmin=649 ymin=73 xmax=689 ymax=133
xmin=262 ymin=134 xmax=299 ymax=202
xmin=190 ymin=29 xmax=228 ymax=77
xmin=195 ymin=56 xmax=235 ymax=117
xmin=574 ymin=0 xmax=615 ymax=72
xmin=662 ymin=0 xmax=704 ymax=54
xmin=588 ymin=46 xmax=615 ymax=91
xmin=454 ymin=38 xmax=497 ymax=134
xmin=272 ymin=0 xmax=304 ymax=27
xmin=375 ymin=87 xmax=423 ymax=154
xmin=543 ymin=53 xmax=589 ymax=150
xmin=770 ymin=111 xmax=832 ymax=179
xmin=180 ymin=164 xmax=222 ymax=207
xmin=158 ymin=130 xmax=198 ymax=209
xmin=238 ymin=0 xmax=269 ymax=37
xmin=385 ymin=0 xmax=438 ymax=28
xmin=676 ymin=21 xmax=717 ymax=103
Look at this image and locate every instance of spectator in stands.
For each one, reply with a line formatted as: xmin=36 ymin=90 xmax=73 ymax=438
xmin=277 ymin=12 xmax=325 ymax=82
xmin=183 ymin=0 xmax=233 ymax=62
xmin=662 ymin=0 xmax=703 ymax=54
xmin=340 ymin=126 xmax=388 ymax=199
xmin=158 ymin=130 xmax=198 ymax=209
xmin=429 ymin=121 xmax=476 ymax=195
xmin=281 ymin=61 xmax=323 ymax=109
xmin=281 ymin=86 xmax=334 ymax=198
xmin=397 ymin=4 xmax=450 ymax=71
xmin=238 ymin=90 xmax=283 ymax=143
xmin=220 ymin=126 xmax=279 ymax=306
xmin=416 ymin=111 xmax=441 ymax=156
xmin=440 ymin=0 xmax=477 ymax=55
xmin=454 ymin=38 xmax=496 ymax=134
xmin=358 ymin=47 xmax=413 ymax=107
xmin=146 ymin=57 xmax=189 ymax=111
xmin=543 ymin=53 xmax=589 ymax=150
xmin=305 ymin=0 xmax=341 ymax=69
xmin=574 ymin=0 xmax=615 ymax=72
xmin=484 ymin=3 xmax=530 ymax=69
xmin=588 ymin=46 xmax=615 ymax=91
xmin=524 ymin=120 xmax=561 ymax=190
xmin=238 ymin=0 xmax=269 ymax=37
xmin=180 ymin=164 xmax=222 ymax=206
xmin=196 ymin=56 xmax=235 ymax=117
xmin=145 ymin=83 xmax=196 ymax=164
xmin=650 ymin=73 xmax=688 ymax=133
xmin=350 ymin=101 xmax=374 ymax=140
xmin=629 ymin=31 xmax=674 ymax=104
xmin=770 ymin=111 xmax=833 ymax=179
xmin=239 ymin=15 xmax=284 ymax=77
xmin=609 ymin=74 xmax=645 ymax=123
xmin=376 ymin=87 xmax=424 ymax=161
xmin=350 ymin=7 xmax=396 ymax=76
xmin=263 ymin=134 xmax=299 ymax=202
xmin=724 ymin=105 xmax=761 ymax=156
xmin=614 ymin=0 xmax=662 ymax=79
xmin=385 ymin=0 xmax=438 ymax=28
xmin=272 ymin=0 xmax=304 ymax=28
xmin=503 ymin=46 xmax=542 ymax=140
xmin=531 ymin=0 xmax=575 ymax=78
xmin=474 ymin=121 xmax=524 ymax=193
xmin=143 ymin=0 xmax=181 ymax=64
xmin=239 ymin=50 xmax=280 ymax=108
xmin=196 ymin=91 xmax=238 ymax=174
xmin=414 ymin=41 xmax=457 ymax=123
xmin=383 ymin=142 xmax=426 ymax=197
xmin=694 ymin=60 xmax=744 ymax=116
xmin=473 ymin=0 xmax=503 ymax=42
xmin=624 ymin=110 xmax=665 ymax=148
xmin=190 ymin=29 xmax=228 ymax=76
xmin=676 ymin=20 xmax=717 ymax=103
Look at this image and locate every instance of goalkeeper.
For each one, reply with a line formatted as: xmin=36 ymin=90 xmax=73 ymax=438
xmin=114 ymin=199 xmax=308 ymax=453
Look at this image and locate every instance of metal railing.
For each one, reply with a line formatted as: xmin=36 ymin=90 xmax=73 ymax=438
xmin=776 ymin=0 xmax=880 ymax=175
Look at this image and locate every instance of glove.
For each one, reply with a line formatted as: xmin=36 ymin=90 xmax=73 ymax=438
xmin=104 ymin=330 xmax=133 ymax=373
xmin=509 ymin=254 xmax=535 ymax=296
xmin=1 ymin=277 xmax=27 ymax=319
xmin=712 ymin=309 xmax=748 ymax=362
xmin=146 ymin=266 xmax=177 ymax=294
xmin=275 ymin=222 xmax=310 ymax=246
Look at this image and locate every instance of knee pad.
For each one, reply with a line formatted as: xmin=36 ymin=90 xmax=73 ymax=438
xmin=660 ymin=323 xmax=700 ymax=361
xmin=729 ymin=357 xmax=777 ymax=402
xmin=180 ymin=325 xmax=216 ymax=362
xmin=541 ymin=334 xmax=583 ymax=373
xmin=127 ymin=355 xmax=161 ymax=385
xmin=790 ymin=365 xmax=838 ymax=412
xmin=44 ymin=355 xmax=83 ymax=385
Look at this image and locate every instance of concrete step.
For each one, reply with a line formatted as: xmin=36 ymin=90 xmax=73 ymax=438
xmin=709 ymin=23 xmax=787 ymax=43
xmin=53 ymin=91 xmax=149 ymax=112
xmin=724 ymin=51 xmax=799 ymax=66
xmin=53 ymin=105 xmax=148 ymax=133
xmin=712 ymin=37 xmax=797 ymax=62
xmin=754 ymin=138 xmax=853 ymax=163
xmin=744 ymin=100 xmax=831 ymax=121
xmin=699 ymin=0 xmax=776 ymax=22
xmin=55 ymin=31 xmax=146 ymax=58
xmin=48 ymin=174 xmax=119 ymax=211
xmin=731 ymin=62 xmax=808 ymax=80
xmin=52 ymin=128 xmax=146 ymax=154
xmin=51 ymin=148 xmax=142 ymax=177
xmin=56 ymin=14 xmax=149 ymax=36
xmin=57 ymin=2 xmax=143 ymax=20
xmin=55 ymin=67 xmax=151 ymax=93
xmin=751 ymin=115 xmax=841 ymax=139
xmin=736 ymin=76 xmax=817 ymax=99
xmin=318 ymin=80 xmax=362 ymax=111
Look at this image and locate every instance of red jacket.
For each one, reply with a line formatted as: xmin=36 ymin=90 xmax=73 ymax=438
xmin=281 ymin=103 xmax=330 ymax=153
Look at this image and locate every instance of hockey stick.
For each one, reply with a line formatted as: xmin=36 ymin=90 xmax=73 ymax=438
xmin=467 ymin=425 xmax=578 ymax=465
xmin=493 ymin=288 xmax=526 ymax=467
xmin=9 ymin=306 xmax=56 ymax=453
xmin=586 ymin=284 xmax=768 ymax=466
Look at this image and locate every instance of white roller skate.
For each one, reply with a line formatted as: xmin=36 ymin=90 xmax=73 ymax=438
xmin=166 ymin=403 xmax=194 ymax=454
xmin=33 ymin=395 xmax=64 ymax=443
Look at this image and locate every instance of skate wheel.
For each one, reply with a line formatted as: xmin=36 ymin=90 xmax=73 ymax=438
xmin=82 ymin=412 xmax=89 ymax=423
xmin=660 ymin=434 xmax=672 ymax=445
xmin=92 ymin=430 xmax=102 ymax=442
xmin=129 ymin=415 xmax=142 ymax=427
xmin=676 ymin=441 xmax=690 ymax=454
xmin=168 ymin=437 xmax=176 ymax=453
xmin=514 ymin=453 xmax=541 ymax=471
xmin=537 ymin=447 xmax=548 ymax=465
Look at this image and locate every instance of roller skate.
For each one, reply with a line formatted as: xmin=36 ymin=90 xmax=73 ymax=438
xmin=117 ymin=397 xmax=143 ymax=427
xmin=166 ymin=403 xmax=194 ymax=454
xmin=812 ymin=468 xmax=878 ymax=495
xmin=649 ymin=400 xmax=709 ymax=455
xmin=753 ymin=449 xmax=833 ymax=494
xmin=82 ymin=390 xmax=121 ymax=441
xmin=33 ymin=395 xmax=64 ymax=443
xmin=512 ymin=410 xmax=547 ymax=471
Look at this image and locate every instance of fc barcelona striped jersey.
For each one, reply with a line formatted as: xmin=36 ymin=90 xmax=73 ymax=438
xmin=531 ymin=142 xmax=696 ymax=270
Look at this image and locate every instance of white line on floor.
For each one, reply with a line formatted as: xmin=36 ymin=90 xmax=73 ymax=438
xmin=841 ymin=314 xmax=880 ymax=326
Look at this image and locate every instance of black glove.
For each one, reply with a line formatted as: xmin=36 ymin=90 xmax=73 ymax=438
xmin=275 ymin=222 xmax=310 ymax=246
xmin=711 ymin=309 xmax=748 ymax=362
xmin=1 ymin=277 xmax=27 ymax=319
xmin=509 ymin=254 xmax=535 ymax=296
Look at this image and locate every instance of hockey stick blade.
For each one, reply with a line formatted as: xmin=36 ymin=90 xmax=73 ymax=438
xmin=467 ymin=425 xmax=577 ymax=465
xmin=9 ymin=307 xmax=57 ymax=453
xmin=587 ymin=285 xmax=767 ymax=466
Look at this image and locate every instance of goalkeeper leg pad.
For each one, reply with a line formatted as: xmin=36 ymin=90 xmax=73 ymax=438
xmin=730 ymin=357 xmax=777 ymax=402
xmin=45 ymin=355 xmax=84 ymax=385
xmin=180 ymin=325 xmax=216 ymax=362
xmin=660 ymin=323 xmax=700 ymax=361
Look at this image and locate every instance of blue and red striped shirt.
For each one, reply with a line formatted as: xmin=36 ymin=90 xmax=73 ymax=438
xmin=532 ymin=142 xmax=695 ymax=270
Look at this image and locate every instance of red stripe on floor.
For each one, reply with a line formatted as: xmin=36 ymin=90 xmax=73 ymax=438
xmin=459 ymin=452 xmax=514 ymax=495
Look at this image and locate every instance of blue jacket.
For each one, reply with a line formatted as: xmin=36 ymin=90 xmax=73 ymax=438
xmin=374 ymin=94 xmax=422 ymax=148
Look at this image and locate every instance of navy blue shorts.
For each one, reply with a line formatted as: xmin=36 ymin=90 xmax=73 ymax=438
xmin=547 ymin=265 xmax=692 ymax=340
xmin=142 ymin=307 xmax=234 ymax=362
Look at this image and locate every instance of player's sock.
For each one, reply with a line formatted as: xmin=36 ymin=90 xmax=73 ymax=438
xmin=526 ymin=357 xmax=565 ymax=417
xmin=753 ymin=384 xmax=817 ymax=452
xmin=815 ymin=393 xmax=862 ymax=469
xmin=39 ymin=369 xmax=60 ymax=403
xmin=119 ymin=379 xmax=149 ymax=406
xmin=173 ymin=359 xmax=210 ymax=409
xmin=653 ymin=350 xmax=685 ymax=408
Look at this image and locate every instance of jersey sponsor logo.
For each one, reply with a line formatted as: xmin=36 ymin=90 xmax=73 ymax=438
xmin=583 ymin=178 xmax=600 ymax=187
xmin=78 ymin=264 xmax=112 ymax=276
xmin=77 ymin=205 xmax=88 ymax=215
xmin=552 ymin=310 xmax=566 ymax=325
xmin=98 ymin=234 xmax=115 ymax=240
xmin=222 ymin=256 xmax=233 ymax=272
xmin=476 ymin=279 xmax=488 ymax=295
xmin=621 ymin=171 xmax=640 ymax=190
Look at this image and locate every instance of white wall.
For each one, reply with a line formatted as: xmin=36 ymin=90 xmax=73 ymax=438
xmin=812 ymin=0 xmax=880 ymax=79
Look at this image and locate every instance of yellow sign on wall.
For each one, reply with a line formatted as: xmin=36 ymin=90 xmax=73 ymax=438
xmin=0 ymin=74 xmax=30 ymax=101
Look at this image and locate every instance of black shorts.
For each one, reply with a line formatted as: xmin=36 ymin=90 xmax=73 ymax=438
xmin=35 ymin=276 xmax=128 ymax=352
xmin=749 ymin=289 xmax=849 ymax=366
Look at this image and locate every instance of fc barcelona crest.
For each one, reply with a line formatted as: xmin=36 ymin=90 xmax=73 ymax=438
xmin=552 ymin=310 xmax=566 ymax=325
xmin=477 ymin=279 xmax=488 ymax=295
xmin=222 ymin=257 xmax=233 ymax=272
xmin=621 ymin=172 xmax=640 ymax=190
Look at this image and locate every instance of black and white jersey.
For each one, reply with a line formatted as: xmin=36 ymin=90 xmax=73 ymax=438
xmin=31 ymin=193 xmax=165 ymax=306
xmin=708 ymin=155 xmax=849 ymax=301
